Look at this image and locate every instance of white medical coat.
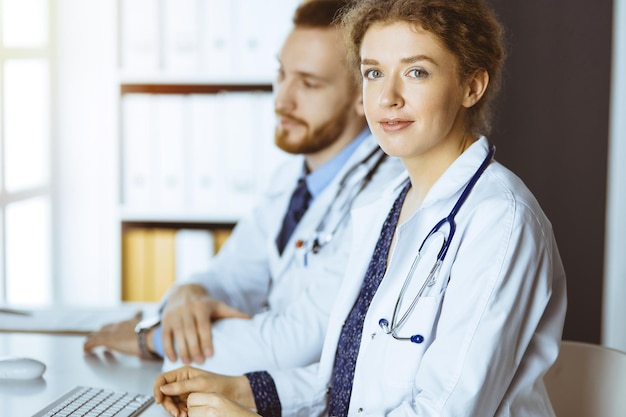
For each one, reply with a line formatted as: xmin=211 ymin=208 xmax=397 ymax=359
xmin=271 ymin=137 xmax=567 ymax=416
xmin=162 ymin=134 xmax=405 ymax=375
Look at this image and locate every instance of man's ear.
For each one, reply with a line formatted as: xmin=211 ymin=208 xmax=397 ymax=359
xmin=463 ymin=69 xmax=489 ymax=108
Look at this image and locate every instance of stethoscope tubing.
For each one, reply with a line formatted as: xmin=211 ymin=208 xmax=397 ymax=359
xmin=381 ymin=145 xmax=496 ymax=342
xmin=302 ymin=146 xmax=389 ymax=254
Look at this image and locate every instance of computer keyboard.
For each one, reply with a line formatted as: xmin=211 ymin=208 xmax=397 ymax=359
xmin=31 ymin=385 xmax=154 ymax=417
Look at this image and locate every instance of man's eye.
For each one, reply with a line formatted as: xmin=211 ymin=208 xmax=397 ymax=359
xmin=303 ymin=80 xmax=320 ymax=88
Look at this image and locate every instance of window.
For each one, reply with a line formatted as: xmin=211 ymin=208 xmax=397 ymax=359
xmin=0 ymin=0 xmax=52 ymax=305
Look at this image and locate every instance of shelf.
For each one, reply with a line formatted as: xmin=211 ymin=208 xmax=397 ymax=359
xmin=120 ymin=82 xmax=273 ymax=95
xmin=119 ymin=73 xmax=276 ymax=86
xmin=119 ymin=207 xmax=241 ymax=226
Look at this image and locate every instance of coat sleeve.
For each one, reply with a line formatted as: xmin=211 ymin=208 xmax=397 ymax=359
xmin=162 ymin=221 xmax=352 ymax=374
xmin=270 ymin=362 xmax=329 ymax=417
xmin=179 ymin=160 xmax=298 ymax=315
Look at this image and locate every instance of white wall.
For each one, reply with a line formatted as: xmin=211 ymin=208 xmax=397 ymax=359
xmin=603 ymin=0 xmax=626 ymax=351
xmin=54 ymin=0 xmax=120 ymax=305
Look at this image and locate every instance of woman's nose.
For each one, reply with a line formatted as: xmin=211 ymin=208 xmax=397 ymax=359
xmin=378 ymin=78 xmax=404 ymax=108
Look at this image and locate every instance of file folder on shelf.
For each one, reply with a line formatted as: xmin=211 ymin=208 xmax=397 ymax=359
xmin=163 ymin=0 xmax=200 ymax=73
xmin=120 ymin=0 xmax=160 ymax=72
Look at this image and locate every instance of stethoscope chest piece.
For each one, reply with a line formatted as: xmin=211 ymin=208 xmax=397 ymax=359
xmin=379 ymin=318 xmax=425 ymax=344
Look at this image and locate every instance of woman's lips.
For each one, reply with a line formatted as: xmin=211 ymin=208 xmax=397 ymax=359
xmin=379 ymin=119 xmax=413 ymax=133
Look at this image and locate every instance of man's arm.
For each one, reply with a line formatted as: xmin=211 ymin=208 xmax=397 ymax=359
xmin=84 ymin=159 xmax=302 ymax=364
xmin=161 ymin=218 xmax=353 ymax=374
xmin=82 ymin=286 xmax=249 ymax=363
xmin=83 ymin=184 xmax=283 ymax=360
xmin=82 ymin=312 xmax=145 ymax=357
xmin=150 ymin=199 xmax=277 ymax=364
xmin=158 ymin=283 xmax=250 ymax=364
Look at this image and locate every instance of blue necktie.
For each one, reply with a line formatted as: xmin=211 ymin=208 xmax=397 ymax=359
xmin=275 ymin=177 xmax=312 ymax=255
xmin=328 ymin=183 xmax=410 ymax=417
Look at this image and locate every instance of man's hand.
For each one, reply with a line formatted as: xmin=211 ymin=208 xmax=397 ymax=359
xmin=161 ymin=284 xmax=251 ymax=365
xmin=83 ymin=312 xmax=145 ymax=356
xmin=153 ymin=366 xmax=255 ymax=417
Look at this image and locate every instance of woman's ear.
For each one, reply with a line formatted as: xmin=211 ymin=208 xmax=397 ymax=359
xmin=463 ymin=69 xmax=489 ymax=108
xmin=353 ymin=92 xmax=365 ymax=117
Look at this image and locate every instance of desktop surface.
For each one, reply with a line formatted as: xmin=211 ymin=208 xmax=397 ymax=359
xmin=0 ymin=332 xmax=169 ymax=416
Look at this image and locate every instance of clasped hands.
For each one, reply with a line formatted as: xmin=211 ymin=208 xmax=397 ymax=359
xmin=153 ymin=366 xmax=257 ymax=417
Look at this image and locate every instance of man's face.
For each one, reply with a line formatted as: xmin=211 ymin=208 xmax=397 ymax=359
xmin=274 ymin=27 xmax=358 ymax=155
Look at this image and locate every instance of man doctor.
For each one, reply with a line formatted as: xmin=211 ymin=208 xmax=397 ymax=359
xmin=83 ymin=0 xmax=404 ymax=375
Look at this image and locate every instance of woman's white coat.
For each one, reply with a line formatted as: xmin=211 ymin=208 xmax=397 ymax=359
xmin=273 ymin=137 xmax=567 ymax=417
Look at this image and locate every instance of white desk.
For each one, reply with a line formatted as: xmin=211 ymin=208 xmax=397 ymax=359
xmin=0 ymin=332 xmax=170 ymax=416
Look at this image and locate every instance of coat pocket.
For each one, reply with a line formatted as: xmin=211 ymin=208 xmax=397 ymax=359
xmin=382 ymin=293 xmax=444 ymax=387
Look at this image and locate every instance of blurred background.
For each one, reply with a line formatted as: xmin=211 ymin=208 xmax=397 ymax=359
xmin=0 ymin=0 xmax=623 ymax=351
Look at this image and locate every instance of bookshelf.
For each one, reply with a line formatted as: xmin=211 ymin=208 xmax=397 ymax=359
xmin=117 ymin=0 xmax=301 ymax=301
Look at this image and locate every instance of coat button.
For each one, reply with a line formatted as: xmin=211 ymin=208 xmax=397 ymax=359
xmin=358 ymin=407 xmax=364 ymax=413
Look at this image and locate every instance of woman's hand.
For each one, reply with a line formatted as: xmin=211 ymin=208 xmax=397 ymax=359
xmin=186 ymin=392 xmax=259 ymax=417
xmin=153 ymin=366 xmax=255 ymax=417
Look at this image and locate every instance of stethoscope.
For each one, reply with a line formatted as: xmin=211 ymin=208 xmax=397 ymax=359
xmin=378 ymin=145 xmax=496 ymax=344
xmin=295 ymin=146 xmax=388 ymax=263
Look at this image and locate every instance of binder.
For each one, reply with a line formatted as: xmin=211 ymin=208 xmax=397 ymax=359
xmin=122 ymin=94 xmax=157 ymax=208
xmin=235 ymin=0 xmax=273 ymax=79
xmin=188 ymin=94 xmax=223 ymax=212
xmin=162 ymin=0 xmax=200 ymax=73
xmin=220 ymin=92 xmax=258 ymax=215
xmin=122 ymin=227 xmax=149 ymax=301
xmin=212 ymin=228 xmax=232 ymax=254
xmin=122 ymin=227 xmax=176 ymax=302
xmin=199 ymin=0 xmax=235 ymax=78
xmin=175 ymin=229 xmax=215 ymax=282
xmin=120 ymin=0 xmax=160 ymax=72
xmin=150 ymin=228 xmax=177 ymax=301
xmin=154 ymin=95 xmax=186 ymax=208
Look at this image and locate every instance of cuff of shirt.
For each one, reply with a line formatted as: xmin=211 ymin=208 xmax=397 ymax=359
xmin=151 ymin=325 xmax=165 ymax=358
xmin=245 ymin=371 xmax=282 ymax=417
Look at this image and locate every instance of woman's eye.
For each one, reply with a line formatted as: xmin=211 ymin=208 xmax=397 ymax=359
xmin=363 ymin=68 xmax=382 ymax=80
xmin=407 ymin=68 xmax=428 ymax=78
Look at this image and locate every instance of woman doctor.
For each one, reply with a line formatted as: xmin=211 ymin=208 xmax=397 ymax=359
xmin=153 ymin=0 xmax=567 ymax=415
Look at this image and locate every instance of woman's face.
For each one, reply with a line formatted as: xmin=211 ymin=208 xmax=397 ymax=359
xmin=360 ymin=21 xmax=473 ymax=165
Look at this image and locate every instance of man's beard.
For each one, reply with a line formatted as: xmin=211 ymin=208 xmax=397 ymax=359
xmin=274 ymin=102 xmax=352 ymax=155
